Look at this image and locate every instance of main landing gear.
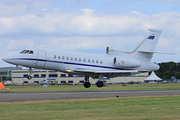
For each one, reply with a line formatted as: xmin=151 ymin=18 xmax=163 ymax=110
xmin=84 ymin=74 xmax=104 ymax=88
xmin=96 ymin=81 xmax=103 ymax=88
xmin=27 ymin=68 xmax=33 ymax=80
xmin=96 ymin=74 xmax=104 ymax=88
xmin=84 ymin=76 xmax=91 ymax=88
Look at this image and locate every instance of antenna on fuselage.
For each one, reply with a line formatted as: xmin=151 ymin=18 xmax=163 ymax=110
xmin=106 ymin=47 xmax=109 ymax=54
xmin=114 ymin=57 xmax=116 ymax=64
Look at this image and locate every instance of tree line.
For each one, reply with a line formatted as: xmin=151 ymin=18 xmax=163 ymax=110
xmin=153 ymin=61 xmax=180 ymax=79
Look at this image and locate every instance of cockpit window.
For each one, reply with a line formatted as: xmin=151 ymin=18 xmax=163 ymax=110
xmin=29 ymin=50 xmax=34 ymax=54
xmin=20 ymin=50 xmax=34 ymax=54
xmin=20 ymin=50 xmax=26 ymax=54
xmin=25 ymin=50 xmax=29 ymax=54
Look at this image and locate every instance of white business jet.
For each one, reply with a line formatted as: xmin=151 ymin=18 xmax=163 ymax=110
xmin=3 ymin=29 xmax=162 ymax=88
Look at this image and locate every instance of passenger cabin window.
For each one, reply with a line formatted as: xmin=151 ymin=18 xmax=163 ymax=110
xmin=100 ymin=60 xmax=103 ymax=64
xmin=96 ymin=60 xmax=98 ymax=63
xmin=62 ymin=56 xmax=65 ymax=60
xmin=67 ymin=57 xmax=69 ymax=60
xmin=83 ymin=59 xmax=86 ymax=62
xmin=92 ymin=59 xmax=94 ymax=63
xmin=58 ymin=56 xmax=60 ymax=59
xmin=75 ymin=58 xmax=77 ymax=61
xmin=71 ymin=57 xmax=73 ymax=60
xmin=54 ymin=55 xmax=56 ymax=59
xmin=88 ymin=59 xmax=90 ymax=62
xmin=79 ymin=58 xmax=81 ymax=62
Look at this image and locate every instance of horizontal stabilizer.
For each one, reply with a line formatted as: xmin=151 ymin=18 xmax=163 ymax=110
xmin=138 ymin=50 xmax=175 ymax=55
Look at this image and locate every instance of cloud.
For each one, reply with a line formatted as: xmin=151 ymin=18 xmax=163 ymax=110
xmin=41 ymin=8 xmax=48 ymax=11
xmin=7 ymin=39 xmax=34 ymax=50
xmin=53 ymin=8 xmax=61 ymax=11
xmin=131 ymin=11 xmax=141 ymax=15
xmin=80 ymin=8 xmax=94 ymax=14
xmin=1 ymin=9 xmax=179 ymax=38
xmin=0 ymin=9 xmax=180 ymax=54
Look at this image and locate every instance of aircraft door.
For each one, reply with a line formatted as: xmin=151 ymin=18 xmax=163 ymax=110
xmin=37 ymin=50 xmax=46 ymax=68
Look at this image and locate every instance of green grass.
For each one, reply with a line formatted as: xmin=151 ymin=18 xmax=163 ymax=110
xmin=0 ymin=83 xmax=180 ymax=93
xmin=0 ymin=96 xmax=180 ymax=120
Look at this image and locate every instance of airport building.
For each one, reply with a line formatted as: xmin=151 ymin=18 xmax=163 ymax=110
xmin=11 ymin=69 xmax=149 ymax=84
xmin=0 ymin=67 xmax=22 ymax=81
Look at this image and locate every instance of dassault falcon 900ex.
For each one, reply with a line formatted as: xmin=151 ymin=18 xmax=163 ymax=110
xmin=3 ymin=29 xmax=163 ymax=88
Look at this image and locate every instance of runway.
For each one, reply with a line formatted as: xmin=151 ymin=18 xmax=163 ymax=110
xmin=1 ymin=90 xmax=180 ymax=102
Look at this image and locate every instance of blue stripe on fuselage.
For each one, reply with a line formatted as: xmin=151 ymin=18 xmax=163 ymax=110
xmin=6 ymin=58 xmax=131 ymax=70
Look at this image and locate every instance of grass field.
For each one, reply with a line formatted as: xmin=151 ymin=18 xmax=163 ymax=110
xmin=0 ymin=83 xmax=180 ymax=93
xmin=1 ymin=84 xmax=180 ymax=120
xmin=0 ymin=95 xmax=180 ymax=120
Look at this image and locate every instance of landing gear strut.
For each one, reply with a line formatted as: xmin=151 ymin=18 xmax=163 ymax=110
xmin=84 ymin=76 xmax=91 ymax=88
xmin=27 ymin=68 xmax=33 ymax=80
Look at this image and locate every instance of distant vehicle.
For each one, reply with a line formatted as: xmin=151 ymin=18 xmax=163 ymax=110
xmin=59 ymin=81 xmax=67 ymax=85
xmin=4 ymin=81 xmax=12 ymax=85
xmin=119 ymin=82 xmax=128 ymax=84
xmin=41 ymin=79 xmax=50 ymax=85
xmin=67 ymin=80 xmax=74 ymax=85
xmin=79 ymin=80 xmax=85 ymax=85
xmin=128 ymin=81 xmax=134 ymax=84
xmin=162 ymin=81 xmax=168 ymax=84
xmin=149 ymin=81 xmax=157 ymax=84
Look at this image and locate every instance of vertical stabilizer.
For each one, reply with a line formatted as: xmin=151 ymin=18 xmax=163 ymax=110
xmin=125 ymin=29 xmax=162 ymax=54
xmin=125 ymin=29 xmax=162 ymax=62
xmin=137 ymin=29 xmax=162 ymax=52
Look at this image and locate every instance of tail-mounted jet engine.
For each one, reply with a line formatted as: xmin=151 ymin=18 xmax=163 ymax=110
xmin=113 ymin=57 xmax=141 ymax=68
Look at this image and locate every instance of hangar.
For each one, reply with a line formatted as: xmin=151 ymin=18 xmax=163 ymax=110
xmin=11 ymin=69 xmax=148 ymax=84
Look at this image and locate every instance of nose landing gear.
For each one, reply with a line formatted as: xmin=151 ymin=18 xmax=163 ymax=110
xmin=27 ymin=68 xmax=33 ymax=80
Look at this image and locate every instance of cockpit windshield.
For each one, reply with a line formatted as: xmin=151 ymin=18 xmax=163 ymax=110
xmin=20 ymin=50 xmax=34 ymax=54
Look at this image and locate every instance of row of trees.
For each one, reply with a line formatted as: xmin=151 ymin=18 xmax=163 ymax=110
xmin=154 ymin=62 xmax=180 ymax=79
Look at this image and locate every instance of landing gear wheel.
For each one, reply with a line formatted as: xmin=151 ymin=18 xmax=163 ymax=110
xmin=84 ymin=82 xmax=91 ymax=88
xmin=27 ymin=75 xmax=32 ymax=80
xmin=96 ymin=81 xmax=103 ymax=88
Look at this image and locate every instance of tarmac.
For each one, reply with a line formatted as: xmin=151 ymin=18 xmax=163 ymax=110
xmin=1 ymin=90 xmax=180 ymax=102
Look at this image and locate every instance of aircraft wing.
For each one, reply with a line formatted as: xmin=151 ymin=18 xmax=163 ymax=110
xmin=74 ymin=68 xmax=139 ymax=74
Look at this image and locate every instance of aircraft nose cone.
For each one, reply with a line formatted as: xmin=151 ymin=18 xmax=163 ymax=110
xmin=2 ymin=57 xmax=13 ymax=64
xmin=2 ymin=58 xmax=7 ymax=62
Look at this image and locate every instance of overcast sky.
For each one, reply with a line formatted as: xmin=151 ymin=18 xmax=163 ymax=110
xmin=1 ymin=0 xmax=180 ymax=67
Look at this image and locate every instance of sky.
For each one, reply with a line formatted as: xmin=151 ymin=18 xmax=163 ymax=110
xmin=1 ymin=0 xmax=180 ymax=67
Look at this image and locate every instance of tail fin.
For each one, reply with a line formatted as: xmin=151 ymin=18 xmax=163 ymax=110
xmin=125 ymin=29 xmax=162 ymax=62
xmin=125 ymin=29 xmax=162 ymax=54
xmin=137 ymin=29 xmax=162 ymax=52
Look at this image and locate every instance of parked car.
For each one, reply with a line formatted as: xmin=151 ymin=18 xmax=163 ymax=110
xmin=4 ymin=81 xmax=12 ymax=86
xmin=128 ymin=81 xmax=134 ymax=84
xmin=149 ymin=81 xmax=157 ymax=84
xmin=162 ymin=81 xmax=168 ymax=84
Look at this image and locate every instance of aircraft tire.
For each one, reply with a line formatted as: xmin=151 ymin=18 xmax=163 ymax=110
xmin=96 ymin=81 xmax=103 ymax=88
xmin=27 ymin=76 xmax=32 ymax=80
xmin=84 ymin=82 xmax=91 ymax=88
